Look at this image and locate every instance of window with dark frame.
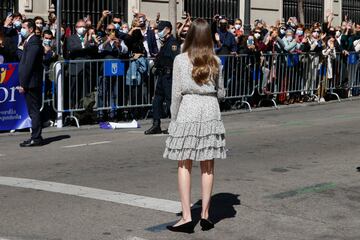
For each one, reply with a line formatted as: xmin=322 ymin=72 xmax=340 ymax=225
xmin=0 ymin=0 xmax=18 ymax=22
xmin=342 ymin=0 xmax=360 ymax=24
xmin=184 ymin=0 xmax=240 ymax=22
xmin=283 ymin=0 xmax=324 ymax=27
xmin=51 ymin=0 xmax=127 ymax=30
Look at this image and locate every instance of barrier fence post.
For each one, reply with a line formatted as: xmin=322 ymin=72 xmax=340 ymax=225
xmin=56 ymin=63 xmax=63 ymax=128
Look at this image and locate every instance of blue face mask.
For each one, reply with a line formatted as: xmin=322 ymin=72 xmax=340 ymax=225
xmin=14 ymin=20 xmax=22 ymax=29
xmin=158 ymin=29 xmax=167 ymax=40
xmin=113 ymin=23 xmax=120 ymax=30
xmin=296 ymin=30 xmax=303 ymax=36
xmin=20 ymin=28 xmax=29 ymax=38
xmin=43 ymin=39 xmax=52 ymax=46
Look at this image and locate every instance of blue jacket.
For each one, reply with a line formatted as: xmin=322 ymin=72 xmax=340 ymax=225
xmin=126 ymin=57 xmax=148 ymax=86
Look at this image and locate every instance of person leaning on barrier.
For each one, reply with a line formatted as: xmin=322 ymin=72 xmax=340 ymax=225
xmin=18 ymin=19 xmax=45 ymax=147
xmin=97 ymin=23 xmax=129 ymax=121
xmin=65 ymin=19 xmax=98 ymax=108
xmin=212 ymin=16 xmax=237 ymax=55
xmin=144 ymin=21 xmax=180 ymax=135
xmin=42 ymin=30 xmax=56 ymax=70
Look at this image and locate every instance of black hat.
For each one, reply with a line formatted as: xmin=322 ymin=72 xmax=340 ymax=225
xmin=158 ymin=21 xmax=172 ymax=31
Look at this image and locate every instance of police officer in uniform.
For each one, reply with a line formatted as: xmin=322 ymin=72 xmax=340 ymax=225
xmin=145 ymin=21 xmax=180 ymax=135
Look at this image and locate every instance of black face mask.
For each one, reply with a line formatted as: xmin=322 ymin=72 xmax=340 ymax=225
xmin=329 ymin=30 xmax=335 ymax=37
xmin=220 ymin=23 xmax=228 ymax=31
xmin=180 ymin=32 xmax=187 ymax=38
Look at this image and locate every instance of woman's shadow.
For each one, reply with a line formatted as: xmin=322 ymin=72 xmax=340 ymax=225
xmin=178 ymin=192 xmax=241 ymax=224
xmin=145 ymin=193 xmax=240 ymax=232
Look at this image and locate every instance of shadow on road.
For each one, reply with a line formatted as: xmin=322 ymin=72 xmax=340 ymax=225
xmin=42 ymin=135 xmax=71 ymax=145
xmin=145 ymin=193 xmax=240 ymax=233
xmin=190 ymin=193 xmax=241 ymax=224
xmin=174 ymin=192 xmax=241 ymax=224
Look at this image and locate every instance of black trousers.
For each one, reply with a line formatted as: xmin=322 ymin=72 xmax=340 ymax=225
xmin=152 ymin=73 xmax=172 ymax=121
xmin=25 ymin=88 xmax=42 ymax=140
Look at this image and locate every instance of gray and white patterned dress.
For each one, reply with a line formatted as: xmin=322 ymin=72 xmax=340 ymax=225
xmin=163 ymin=53 xmax=227 ymax=161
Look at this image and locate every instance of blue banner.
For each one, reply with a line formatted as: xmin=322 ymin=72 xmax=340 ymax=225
xmin=104 ymin=60 xmax=125 ymax=77
xmin=0 ymin=63 xmax=31 ymax=131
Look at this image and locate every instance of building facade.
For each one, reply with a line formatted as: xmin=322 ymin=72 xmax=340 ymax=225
xmin=1 ymin=0 xmax=359 ymax=28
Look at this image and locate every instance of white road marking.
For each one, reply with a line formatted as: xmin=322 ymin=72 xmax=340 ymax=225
xmin=125 ymin=237 xmax=148 ymax=240
xmin=62 ymin=141 xmax=112 ymax=148
xmin=88 ymin=141 xmax=112 ymax=146
xmin=0 ymin=176 xmax=181 ymax=213
xmin=62 ymin=144 xmax=87 ymax=148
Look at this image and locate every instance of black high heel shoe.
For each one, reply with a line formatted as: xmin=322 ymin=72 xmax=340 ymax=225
xmin=200 ymin=218 xmax=214 ymax=231
xmin=166 ymin=221 xmax=195 ymax=233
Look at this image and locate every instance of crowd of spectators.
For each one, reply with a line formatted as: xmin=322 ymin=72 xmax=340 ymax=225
xmin=1 ymin=8 xmax=360 ymax=121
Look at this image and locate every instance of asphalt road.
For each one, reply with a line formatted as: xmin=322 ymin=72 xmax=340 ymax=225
xmin=0 ymin=100 xmax=360 ymax=240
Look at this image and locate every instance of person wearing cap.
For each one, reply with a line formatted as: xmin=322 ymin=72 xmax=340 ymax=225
xmin=145 ymin=21 xmax=180 ymax=135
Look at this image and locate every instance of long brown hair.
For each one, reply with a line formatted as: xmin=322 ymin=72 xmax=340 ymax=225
xmin=182 ymin=18 xmax=219 ymax=85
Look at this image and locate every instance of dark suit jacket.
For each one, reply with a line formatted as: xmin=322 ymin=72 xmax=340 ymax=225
xmin=66 ymin=34 xmax=97 ymax=60
xmin=146 ymin=28 xmax=159 ymax=57
xmin=65 ymin=34 xmax=98 ymax=75
xmin=3 ymin=27 xmax=21 ymax=49
xmin=100 ymin=42 xmax=122 ymax=59
xmin=19 ymin=35 xmax=44 ymax=89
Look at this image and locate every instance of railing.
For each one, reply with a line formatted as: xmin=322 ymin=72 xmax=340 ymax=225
xmin=49 ymin=51 xmax=360 ymax=128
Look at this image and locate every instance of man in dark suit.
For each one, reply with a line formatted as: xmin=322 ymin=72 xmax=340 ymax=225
xmin=65 ymin=19 xmax=98 ymax=108
xmin=18 ymin=19 xmax=44 ymax=147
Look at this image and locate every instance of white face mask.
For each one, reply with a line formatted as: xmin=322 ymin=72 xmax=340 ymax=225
xmin=312 ymin=32 xmax=319 ymax=38
xmin=254 ymin=33 xmax=261 ymax=39
xmin=296 ymin=30 xmax=303 ymax=36
xmin=36 ymin=23 xmax=43 ymax=30
xmin=286 ymin=36 xmax=293 ymax=42
xmin=121 ymin=28 xmax=129 ymax=34
xmin=280 ymin=29 xmax=286 ymax=35
xmin=234 ymin=24 xmax=241 ymax=30
xmin=76 ymin=27 xmax=86 ymax=36
xmin=335 ymin=31 xmax=341 ymax=38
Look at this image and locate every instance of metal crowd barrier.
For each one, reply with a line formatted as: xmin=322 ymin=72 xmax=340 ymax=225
xmin=51 ymin=58 xmax=157 ymax=128
xmin=48 ymin=52 xmax=360 ymax=128
xmin=221 ymin=52 xmax=360 ymax=109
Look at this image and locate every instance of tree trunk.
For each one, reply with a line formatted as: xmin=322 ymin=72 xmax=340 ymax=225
xmin=168 ymin=0 xmax=177 ymax=36
xmin=298 ymin=0 xmax=305 ymax=24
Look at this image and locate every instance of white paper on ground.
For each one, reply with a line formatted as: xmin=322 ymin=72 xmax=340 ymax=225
xmin=109 ymin=120 xmax=140 ymax=129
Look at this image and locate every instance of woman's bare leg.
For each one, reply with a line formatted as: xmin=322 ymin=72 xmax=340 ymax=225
xmin=200 ymin=160 xmax=214 ymax=220
xmin=174 ymin=159 xmax=193 ymax=226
